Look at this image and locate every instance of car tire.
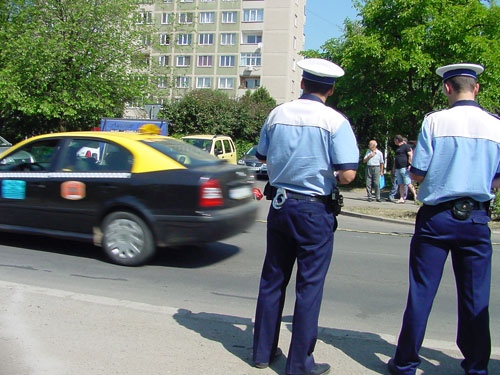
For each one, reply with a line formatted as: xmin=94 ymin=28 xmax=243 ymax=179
xmin=101 ymin=211 xmax=155 ymax=266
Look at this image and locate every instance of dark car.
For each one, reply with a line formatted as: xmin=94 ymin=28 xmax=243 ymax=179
xmin=237 ymin=146 xmax=267 ymax=178
xmin=0 ymin=131 xmax=257 ymax=266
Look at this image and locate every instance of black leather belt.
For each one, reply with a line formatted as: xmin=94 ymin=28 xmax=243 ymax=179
xmin=285 ymin=191 xmax=330 ymax=204
xmin=426 ymin=198 xmax=490 ymax=210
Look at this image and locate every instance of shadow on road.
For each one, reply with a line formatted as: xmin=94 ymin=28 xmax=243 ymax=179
xmin=173 ymin=308 xmax=500 ymax=375
xmin=0 ymin=232 xmax=240 ymax=268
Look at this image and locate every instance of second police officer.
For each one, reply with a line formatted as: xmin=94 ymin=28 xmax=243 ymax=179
xmin=388 ymin=63 xmax=500 ymax=375
xmin=252 ymin=58 xmax=359 ymax=375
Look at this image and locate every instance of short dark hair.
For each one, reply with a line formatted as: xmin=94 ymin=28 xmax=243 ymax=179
xmin=445 ymin=76 xmax=477 ymax=93
xmin=302 ymin=78 xmax=334 ymax=96
xmin=394 ymin=134 xmax=404 ymax=143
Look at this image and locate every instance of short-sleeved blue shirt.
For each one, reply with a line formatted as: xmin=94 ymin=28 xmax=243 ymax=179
xmin=410 ymin=100 xmax=500 ymax=205
xmin=256 ymin=94 xmax=359 ymax=196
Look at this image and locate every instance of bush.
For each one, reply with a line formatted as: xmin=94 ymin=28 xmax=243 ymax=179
xmin=491 ymin=189 xmax=500 ymax=220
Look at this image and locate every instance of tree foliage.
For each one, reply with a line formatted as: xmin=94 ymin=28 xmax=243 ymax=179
xmin=0 ymin=0 xmax=152 ymax=140
xmin=303 ymin=0 xmax=500 ymax=148
xmin=161 ymin=88 xmax=276 ymax=145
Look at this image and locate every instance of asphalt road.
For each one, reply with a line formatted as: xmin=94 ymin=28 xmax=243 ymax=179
xmin=0 ymin=188 xmax=498 ymax=354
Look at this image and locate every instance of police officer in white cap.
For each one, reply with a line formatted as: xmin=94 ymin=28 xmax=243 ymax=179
xmin=252 ymin=58 xmax=359 ymax=375
xmin=388 ymin=63 xmax=500 ymax=375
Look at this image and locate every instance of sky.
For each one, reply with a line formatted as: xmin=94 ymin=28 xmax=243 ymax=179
xmin=304 ymin=0 xmax=359 ymax=51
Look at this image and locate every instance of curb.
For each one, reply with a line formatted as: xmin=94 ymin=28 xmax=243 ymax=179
xmin=340 ymin=210 xmax=415 ymax=226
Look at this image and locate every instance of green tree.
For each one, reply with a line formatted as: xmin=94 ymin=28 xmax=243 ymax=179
xmin=0 ymin=0 xmax=153 ymax=139
xmin=161 ymin=88 xmax=277 ymax=146
xmin=303 ymin=0 xmax=500 ymax=148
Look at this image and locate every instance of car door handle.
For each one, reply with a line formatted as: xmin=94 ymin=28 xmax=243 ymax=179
xmin=33 ymin=183 xmax=46 ymax=188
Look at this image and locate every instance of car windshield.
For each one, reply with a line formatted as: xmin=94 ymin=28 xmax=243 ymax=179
xmin=0 ymin=136 xmax=11 ymax=147
xmin=141 ymin=138 xmax=222 ymax=167
xmin=246 ymin=146 xmax=257 ymax=156
xmin=182 ymin=138 xmax=213 ymax=152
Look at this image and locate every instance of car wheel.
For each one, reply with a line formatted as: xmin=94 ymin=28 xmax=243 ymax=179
xmin=101 ymin=211 xmax=155 ymax=266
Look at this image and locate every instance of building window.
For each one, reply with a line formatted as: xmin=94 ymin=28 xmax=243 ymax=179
xmin=222 ymin=11 xmax=237 ymax=24
xmin=293 ymin=36 xmax=297 ymax=50
xmin=198 ymin=33 xmax=214 ymax=45
xmin=199 ymin=11 xmax=215 ymax=24
xmin=220 ymin=33 xmax=236 ymax=45
xmin=240 ymin=52 xmax=261 ymax=67
xmin=178 ymin=12 xmax=193 ymax=24
xmin=177 ymin=33 xmax=192 ymax=45
xmin=141 ymin=34 xmax=151 ymax=46
xmin=200 ymin=0 xmax=215 ymax=2
xmin=136 ymin=11 xmax=152 ymax=24
xmin=198 ymin=55 xmax=213 ymax=67
xmin=292 ymin=58 xmax=296 ymax=71
xmin=241 ymin=77 xmax=260 ymax=89
xmin=158 ymin=77 xmax=168 ymax=89
xmin=176 ymin=55 xmax=191 ymax=67
xmin=197 ymin=77 xmax=212 ymax=89
xmin=160 ymin=34 xmax=170 ymax=45
xmin=180 ymin=0 xmax=193 ymax=2
xmin=294 ymin=14 xmax=298 ymax=27
xmin=176 ymin=77 xmax=191 ymax=88
xmin=161 ymin=13 xmax=172 ymax=24
xmin=291 ymin=80 xmax=295 ymax=93
xmin=241 ymin=32 xmax=262 ymax=44
xmin=218 ymin=77 xmax=234 ymax=89
xmin=164 ymin=0 xmax=172 ymax=2
xmin=220 ymin=55 xmax=235 ymax=67
xmin=159 ymin=55 xmax=170 ymax=66
xmin=243 ymin=9 xmax=264 ymax=22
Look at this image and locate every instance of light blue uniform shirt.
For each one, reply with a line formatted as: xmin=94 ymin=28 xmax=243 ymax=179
xmin=411 ymin=100 xmax=500 ymax=205
xmin=256 ymin=94 xmax=359 ymax=196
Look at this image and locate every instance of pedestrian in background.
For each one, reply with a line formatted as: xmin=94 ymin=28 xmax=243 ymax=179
xmin=252 ymin=58 xmax=359 ymax=375
xmin=393 ymin=135 xmax=417 ymax=204
xmin=388 ymin=63 xmax=500 ymax=375
xmin=363 ymin=140 xmax=384 ymax=202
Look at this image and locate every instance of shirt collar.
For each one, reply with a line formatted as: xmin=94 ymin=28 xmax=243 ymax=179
xmin=451 ymin=100 xmax=481 ymax=109
xmin=299 ymin=93 xmax=325 ymax=104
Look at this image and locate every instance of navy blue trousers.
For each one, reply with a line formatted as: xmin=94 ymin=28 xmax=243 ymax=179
xmin=253 ymin=199 xmax=335 ymax=375
xmin=393 ymin=205 xmax=492 ymax=375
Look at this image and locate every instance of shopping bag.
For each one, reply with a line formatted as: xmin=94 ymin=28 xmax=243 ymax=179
xmin=379 ymin=175 xmax=386 ymax=189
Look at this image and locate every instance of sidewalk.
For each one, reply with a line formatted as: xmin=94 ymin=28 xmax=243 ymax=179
xmin=1 ymin=280 xmax=499 ymax=375
xmin=340 ymin=187 xmax=419 ymax=225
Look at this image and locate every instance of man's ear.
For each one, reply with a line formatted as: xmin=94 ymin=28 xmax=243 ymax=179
xmin=327 ymin=84 xmax=335 ymax=97
xmin=443 ymin=82 xmax=452 ymax=95
xmin=474 ymin=83 xmax=480 ymax=95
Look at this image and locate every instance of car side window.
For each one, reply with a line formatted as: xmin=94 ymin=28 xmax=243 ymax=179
xmin=59 ymin=139 xmax=102 ymax=171
xmin=0 ymin=139 xmax=60 ymax=171
xmin=214 ymin=140 xmax=223 ymax=155
xmin=223 ymin=139 xmax=232 ymax=153
xmin=101 ymin=143 xmax=133 ymax=172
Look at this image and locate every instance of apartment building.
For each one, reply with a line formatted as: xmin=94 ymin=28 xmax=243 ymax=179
xmin=136 ymin=0 xmax=306 ymax=105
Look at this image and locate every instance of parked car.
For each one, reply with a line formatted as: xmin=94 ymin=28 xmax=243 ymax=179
xmin=0 ymin=136 xmax=12 ymax=154
xmin=0 ymin=131 xmax=257 ymax=266
xmin=181 ymin=135 xmax=237 ymax=164
xmin=238 ymin=145 xmax=267 ymax=178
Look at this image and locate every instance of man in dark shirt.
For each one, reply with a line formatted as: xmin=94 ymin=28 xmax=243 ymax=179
xmin=394 ymin=135 xmax=417 ymax=203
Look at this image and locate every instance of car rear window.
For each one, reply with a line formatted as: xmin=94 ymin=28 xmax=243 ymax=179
xmin=141 ymin=138 xmax=222 ymax=167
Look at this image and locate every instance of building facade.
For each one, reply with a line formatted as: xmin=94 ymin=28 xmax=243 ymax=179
xmin=136 ymin=0 xmax=306 ymax=106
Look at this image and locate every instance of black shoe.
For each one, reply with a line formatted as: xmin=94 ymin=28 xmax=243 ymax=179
xmin=305 ymin=363 xmax=331 ymax=375
xmin=387 ymin=359 xmax=400 ymax=375
xmin=368 ymin=198 xmax=373 ymax=202
xmin=254 ymin=347 xmax=282 ymax=369
xmin=386 ymin=197 xmax=395 ymax=202
xmin=376 ymin=199 xmax=381 ymax=202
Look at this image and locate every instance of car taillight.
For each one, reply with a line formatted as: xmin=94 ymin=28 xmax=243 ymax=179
xmin=199 ymin=179 xmax=224 ymax=207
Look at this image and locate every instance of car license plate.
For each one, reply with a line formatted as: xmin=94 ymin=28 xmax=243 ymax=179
xmin=229 ymin=186 xmax=252 ymax=200
xmin=248 ymin=166 xmax=259 ymax=171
